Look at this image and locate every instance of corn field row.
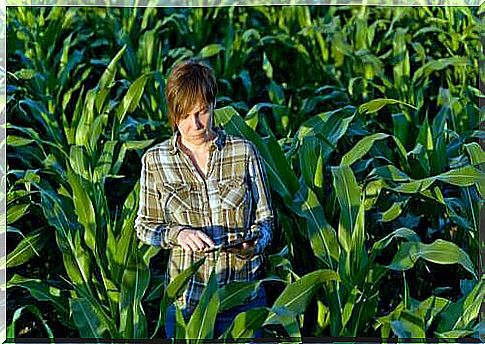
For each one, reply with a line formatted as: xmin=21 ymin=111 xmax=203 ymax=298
xmin=6 ymin=5 xmax=484 ymax=340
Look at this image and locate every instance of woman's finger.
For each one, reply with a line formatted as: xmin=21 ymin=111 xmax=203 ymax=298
xmin=185 ymin=239 xmax=199 ymax=252
xmin=189 ymin=234 xmax=207 ymax=251
xmin=180 ymin=242 xmax=190 ymax=252
xmin=197 ymin=231 xmax=215 ymax=248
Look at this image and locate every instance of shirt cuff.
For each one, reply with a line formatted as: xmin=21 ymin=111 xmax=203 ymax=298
xmin=250 ymin=223 xmax=272 ymax=255
xmin=166 ymin=225 xmax=187 ymax=246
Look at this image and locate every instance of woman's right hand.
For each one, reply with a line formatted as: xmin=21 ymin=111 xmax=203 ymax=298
xmin=177 ymin=229 xmax=215 ymax=252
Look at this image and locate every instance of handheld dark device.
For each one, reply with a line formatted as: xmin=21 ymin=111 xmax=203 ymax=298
xmin=203 ymin=238 xmax=256 ymax=254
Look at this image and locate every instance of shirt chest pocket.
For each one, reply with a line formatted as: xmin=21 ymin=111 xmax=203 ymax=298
xmin=162 ymin=182 xmax=202 ymax=213
xmin=218 ymin=177 xmax=247 ymax=209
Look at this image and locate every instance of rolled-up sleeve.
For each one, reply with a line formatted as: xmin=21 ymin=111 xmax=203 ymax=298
xmin=247 ymin=143 xmax=274 ymax=254
xmin=135 ymin=151 xmax=186 ymax=249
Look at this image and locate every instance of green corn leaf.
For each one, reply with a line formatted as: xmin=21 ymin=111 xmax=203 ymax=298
xmin=244 ymin=103 xmax=265 ymax=130
xmin=198 ymin=43 xmax=224 ymax=58
xmin=115 ymin=73 xmax=151 ymax=124
xmin=19 ymin=98 xmax=64 ymax=146
xmin=174 ymin=304 xmax=187 ymax=339
xmin=69 ymin=87 xmax=85 ymax=142
xmin=416 ymin=115 xmax=434 ymax=151
xmin=390 ymin=177 xmax=436 ymax=194
xmin=69 ymin=145 xmax=91 ymax=180
xmin=299 ymin=136 xmax=325 ymax=190
xmin=341 ymin=286 xmax=360 ymax=333
xmin=379 ymin=201 xmax=405 ymax=222
xmin=95 ymin=87 xmax=111 ymax=115
xmin=221 ymin=307 xmax=269 ymax=340
xmin=7 ymin=190 xmax=32 ymax=205
xmin=371 ymin=228 xmax=420 ymax=254
xmin=350 ymin=199 xmax=368 ymax=277
xmin=265 ymin=269 xmax=339 ymax=325
xmin=464 ymin=142 xmax=485 ymax=166
xmin=413 ymin=296 xmax=451 ymax=329
xmin=437 ymin=279 xmax=484 ymax=333
xmin=7 ymin=274 xmax=71 ymax=327
xmin=66 ymin=168 xmax=97 ymax=253
xmin=7 ymin=135 xmax=35 ymax=147
xmin=93 ymin=141 xmax=117 ymax=183
xmin=332 ymin=165 xmax=360 ymax=252
xmin=390 ymin=311 xmax=426 ymax=338
xmin=296 ymin=106 xmax=356 ymax=146
xmin=75 ymin=88 xmax=97 ymax=149
xmin=215 ymin=106 xmax=299 ymax=202
xmin=151 ymin=257 xmax=206 ymax=339
xmin=7 ymin=203 xmax=30 ymax=225
xmin=392 ymin=113 xmax=411 ymax=147
xmin=420 ymin=186 xmax=445 ymax=204
xmin=364 ymin=179 xmax=385 ymax=210
xmin=6 ymin=226 xmax=23 ymax=236
xmin=72 ymin=229 xmax=93 ymax=289
xmin=122 ymin=139 xmax=156 ymax=150
xmin=392 ymin=28 xmax=410 ymax=82
xmin=268 ymin=306 xmax=302 ymax=337
xmin=99 ymin=45 xmax=127 ymax=89
xmin=7 ymin=228 xmax=48 ymax=267
xmin=88 ymin=113 xmax=108 ymax=153
xmin=430 ymin=133 xmax=448 ymax=174
xmin=16 ymin=68 xmax=37 ymax=80
xmin=436 ymin=165 xmax=484 ymax=188
xmin=40 ymin=188 xmax=89 ymax=287
xmin=387 ymin=239 xmax=476 ymax=279
xmin=186 ymin=272 xmax=220 ymax=340
xmin=291 ymin=182 xmax=340 ymax=266
xmin=262 ymin=134 xmax=300 ymax=198
xmin=119 ymin=243 xmax=150 ymax=338
xmin=70 ymin=297 xmax=118 ymax=338
xmin=109 ymin=182 xmax=139 ymax=283
xmin=384 ymin=295 xmax=453 ymax=339
xmin=262 ymin=51 xmax=273 ymax=79
xmin=435 ymin=329 xmax=479 ymax=338
xmin=217 ymin=280 xmax=261 ymax=312
xmin=358 ymin=98 xmax=417 ymax=115
xmin=412 ymin=57 xmax=469 ymax=84
xmin=268 ymin=80 xmax=285 ymax=105
xmin=341 ymin=133 xmax=389 ymax=166
xmin=166 ymin=257 xmax=206 ymax=299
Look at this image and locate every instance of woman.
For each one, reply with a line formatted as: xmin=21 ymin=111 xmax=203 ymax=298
xmin=135 ymin=59 xmax=274 ymax=338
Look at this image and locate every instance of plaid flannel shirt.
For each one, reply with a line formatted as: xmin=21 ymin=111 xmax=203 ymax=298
xmin=135 ymin=128 xmax=274 ymax=313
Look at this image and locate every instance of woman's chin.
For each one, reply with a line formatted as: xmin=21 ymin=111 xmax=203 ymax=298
xmin=186 ymin=136 xmax=207 ymax=146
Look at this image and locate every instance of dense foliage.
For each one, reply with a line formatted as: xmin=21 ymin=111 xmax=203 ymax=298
xmin=6 ymin=5 xmax=483 ymax=340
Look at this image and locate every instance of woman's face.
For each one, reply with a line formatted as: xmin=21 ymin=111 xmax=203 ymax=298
xmin=177 ymin=100 xmax=214 ymax=146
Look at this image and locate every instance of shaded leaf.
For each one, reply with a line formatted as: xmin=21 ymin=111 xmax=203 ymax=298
xmin=387 ymin=240 xmax=476 ymax=278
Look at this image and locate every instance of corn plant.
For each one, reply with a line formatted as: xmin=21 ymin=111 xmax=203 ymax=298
xmin=214 ymin=103 xmax=482 ymax=338
xmin=7 ymin=34 xmax=159 ymax=338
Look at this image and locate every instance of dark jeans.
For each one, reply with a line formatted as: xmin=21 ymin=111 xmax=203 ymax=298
xmin=165 ymin=286 xmax=267 ymax=339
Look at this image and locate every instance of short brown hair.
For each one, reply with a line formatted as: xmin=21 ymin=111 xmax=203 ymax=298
xmin=165 ymin=59 xmax=218 ymax=129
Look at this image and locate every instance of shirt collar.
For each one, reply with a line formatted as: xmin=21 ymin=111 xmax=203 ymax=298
xmin=168 ymin=127 xmax=227 ymax=155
